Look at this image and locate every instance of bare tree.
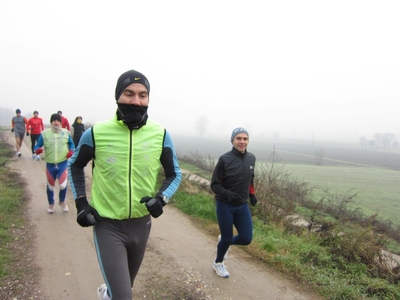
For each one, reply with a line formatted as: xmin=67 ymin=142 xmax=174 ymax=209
xmin=194 ymin=115 xmax=209 ymax=138
xmin=372 ymin=132 xmax=397 ymax=148
xmin=373 ymin=133 xmax=381 ymax=148
xmin=359 ymin=136 xmax=368 ymax=148
xmin=368 ymin=139 xmax=376 ymax=148
xmin=381 ymin=133 xmax=396 ymax=148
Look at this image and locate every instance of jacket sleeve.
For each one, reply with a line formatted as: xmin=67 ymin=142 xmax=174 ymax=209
xmin=158 ymin=130 xmax=182 ymax=199
xmin=249 ymin=180 xmax=255 ymax=195
xmin=68 ymin=128 xmax=94 ymax=200
xmin=67 ymin=134 xmax=75 ymax=151
xmin=33 ymin=134 xmax=44 ymax=151
xmin=249 ymin=156 xmax=256 ymax=195
xmin=210 ymin=157 xmax=230 ymax=199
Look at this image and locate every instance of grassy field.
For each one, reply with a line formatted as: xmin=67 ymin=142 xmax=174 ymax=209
xmin=280 ymin=163 xmax=400 ymax=226
xmin=173 ymin=135 xmax=400 ymax=170
xmin=173 ymin=135 xmax=400 ymax=227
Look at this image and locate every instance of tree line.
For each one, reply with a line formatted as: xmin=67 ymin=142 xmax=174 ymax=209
xmin=359 ymin=133 xmax=399 ymax=148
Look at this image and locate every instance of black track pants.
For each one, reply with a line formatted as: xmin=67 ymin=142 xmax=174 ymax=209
xmin=94 ymin=215 xmax=151 ymax=300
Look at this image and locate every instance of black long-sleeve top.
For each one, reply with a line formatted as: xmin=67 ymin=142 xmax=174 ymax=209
xmin=210 ymin=147 xmax=256 ymax=205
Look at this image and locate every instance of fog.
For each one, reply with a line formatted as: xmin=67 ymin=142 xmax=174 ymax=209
xmin=1 ymin=0 xmax=400 ymax=143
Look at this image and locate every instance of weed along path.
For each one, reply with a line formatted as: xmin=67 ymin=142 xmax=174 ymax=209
xmin=8 ymin=135 xmax=322 ymax=300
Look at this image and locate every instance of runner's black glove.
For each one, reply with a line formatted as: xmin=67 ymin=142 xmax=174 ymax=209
xmin=224 ymin=190 xmax=242 ymax=205
xmin=140 ymin=196 xmax=164 ymax=218
xmin=249 ymin=194 xmax=258 ymax=206
xmin=75 ymin=197 xmax=101 ymax=227
xmin=11 ymin=128 xmax=14 ymax=132
xmin=26 ymin=132 xmax=30 ymax=136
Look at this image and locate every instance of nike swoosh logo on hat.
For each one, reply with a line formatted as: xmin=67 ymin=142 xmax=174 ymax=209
xmin=134 ymin=77 xmax=141 ymax=80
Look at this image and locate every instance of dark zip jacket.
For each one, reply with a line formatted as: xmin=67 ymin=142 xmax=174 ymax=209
xmin=210 ymin=147 xmax=256 ymax=206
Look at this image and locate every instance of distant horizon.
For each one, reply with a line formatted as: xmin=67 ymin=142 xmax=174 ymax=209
xmin=2 ymin=104 xmax=399 ymax=146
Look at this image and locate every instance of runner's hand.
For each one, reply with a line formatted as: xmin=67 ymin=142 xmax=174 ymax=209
xmin=249 ymin=194 xmax=258 ymax=206
xmin=224 ymin=190 xmax=242 ymax=205
xmin=26 ymin=132 xmax=30 ymax=136
xmin=231 ymin=193 xmax=242 ymax=205
xmin=75 ymin=197 xmax=102 ymax=227
xmin=66 ymin=150 xmax=73 ymax=158
xmin=140 ymin=196 xmax=163 ymax=218
xmin=11 ymin=128 xmax=14 ymax=132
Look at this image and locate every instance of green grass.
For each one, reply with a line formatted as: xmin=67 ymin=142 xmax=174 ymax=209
xmin=174 ymin=190 xmax=217 ymax=224
xmin=179 ymin=161 xmax=212 ymax=180
xmin=276 ymin=163 xmax=400 ymax=226
xmin=0 ymin=134 xmax=27 ymax=279
xmin=178 ymin=161 xmax=203 ymax=173
xmin=172 ymin=186 xmax=400 ymax=300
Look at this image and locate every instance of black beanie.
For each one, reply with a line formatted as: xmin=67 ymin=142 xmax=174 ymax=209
xmin=115 ymin=70 xmax=150 ymax=101
xmin=50 ymin=113 xmax=62 ymax=123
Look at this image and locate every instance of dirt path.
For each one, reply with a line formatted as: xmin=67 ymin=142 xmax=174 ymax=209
xmin=7 ymin=135 xmax=321 ymax=300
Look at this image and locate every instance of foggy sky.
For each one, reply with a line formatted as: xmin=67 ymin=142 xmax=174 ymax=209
xmin=1 ymin=0 xmax=399 ymax=142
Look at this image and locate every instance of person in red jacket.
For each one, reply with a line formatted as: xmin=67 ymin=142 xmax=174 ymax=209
xmin=57 ymin=110 xmax=70 ymax=130
xmin=27 ymin=110 xmax=44 ymax=160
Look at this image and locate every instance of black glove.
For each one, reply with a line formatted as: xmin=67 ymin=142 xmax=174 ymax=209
xmin=11 ymin=128 xmax=14 ymax=133
xmin=26 ymin=132 xmax=30 ymax=136
xmin=224 ymin=190 xmax=242 ymax=205
xmin=75 ymin=197 xmax=102 ymax=227
xmin=249 ymin=194 xmax=258 ymax=206
xmin=140 ymin=196 xmax=164 ymax=218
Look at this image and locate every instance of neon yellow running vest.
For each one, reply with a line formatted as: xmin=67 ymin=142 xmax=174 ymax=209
xmin=91 ymin=117 xmax=165 ymax=219
xmin=42 ymin=129 xmax=71 ymax=163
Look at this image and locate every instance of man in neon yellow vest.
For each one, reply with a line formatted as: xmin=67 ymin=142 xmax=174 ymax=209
xmin=68 ymin=69 xmax=182 ymax=300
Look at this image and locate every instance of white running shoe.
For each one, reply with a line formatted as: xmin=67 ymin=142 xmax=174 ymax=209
xmin=32 ymin=154 xmax=37 ymax=159
xmin=97 ymin=284 xmax=111 ymax=300
xmin=47 ymin=205 xmax=55 ymax=214
xmin=35 ymin=154 xmax=41 ymax=161
xmin=218 ymin=234 xmax=231 ymax=260
xmin=17 ymin=152 xmax=21 ymax=157
xmin=213 ymin=261 xmax=229 ymax=278
xmin=59 ymin=202 xmax=69 ymax=212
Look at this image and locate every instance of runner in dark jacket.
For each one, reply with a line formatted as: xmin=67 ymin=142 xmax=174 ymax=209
xmin=71 ymin=116 xmax=85 ymax=148
xmin=210 ymin=127 xmax=258 ymax=278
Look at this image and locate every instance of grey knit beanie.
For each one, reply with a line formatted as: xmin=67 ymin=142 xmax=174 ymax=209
xmin=230 ymin=127 xmax=249 ymax=143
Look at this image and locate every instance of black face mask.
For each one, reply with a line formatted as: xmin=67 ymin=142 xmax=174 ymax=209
xmin=117 ymin=103 xmax=148 ymax=130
